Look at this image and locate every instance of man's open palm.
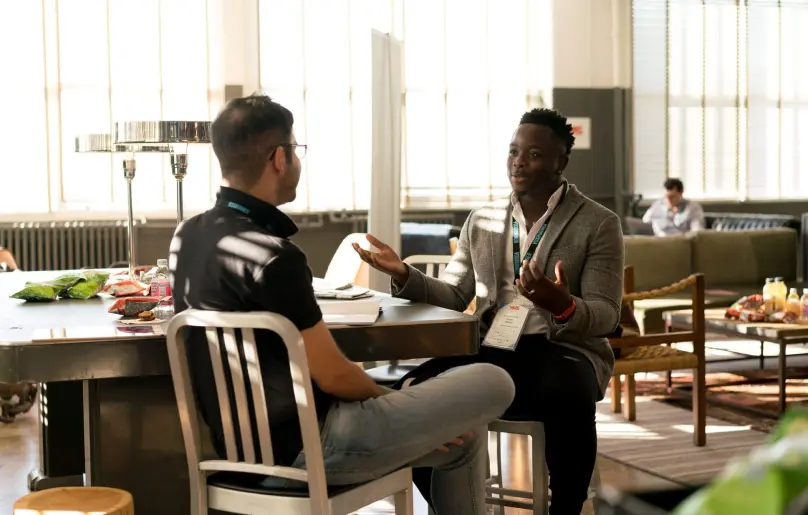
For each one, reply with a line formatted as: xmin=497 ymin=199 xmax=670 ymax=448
xmin=352 ymin=234 xmax=408 ymax=282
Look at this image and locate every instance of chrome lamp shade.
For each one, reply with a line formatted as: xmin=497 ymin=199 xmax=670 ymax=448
xmin=74 ymin=121 xmax=212 ymax=280
xmin=114 ymin=121 xmax=212 ymax=145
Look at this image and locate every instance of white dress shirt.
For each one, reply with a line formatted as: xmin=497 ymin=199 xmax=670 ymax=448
xmin=642 ymin=198 xmax=705 ymax=236
xmin=496 ymin=183 xmax=566 ymax=335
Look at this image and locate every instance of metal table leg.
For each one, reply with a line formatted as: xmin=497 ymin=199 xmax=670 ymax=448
xmin=27 ymin=381 xmax=85 ymax=491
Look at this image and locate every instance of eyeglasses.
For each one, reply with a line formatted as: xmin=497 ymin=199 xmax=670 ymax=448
xmin=291 ymin=143 xmax=307 ymax=159
xmin=268 ymin=143 xmax=307 ymax=161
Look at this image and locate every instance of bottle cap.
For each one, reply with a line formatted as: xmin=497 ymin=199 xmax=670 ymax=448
xmin=765 ymin=278 xmax=775 ymax=283
xmin=157 ymin=259 xmax=168 ymax=267
xmin=775 ymin=276 xmax=784 ymax=282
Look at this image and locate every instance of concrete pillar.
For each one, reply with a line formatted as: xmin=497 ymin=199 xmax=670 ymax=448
xmin=551 ymin=0 xmax=632 ymax=217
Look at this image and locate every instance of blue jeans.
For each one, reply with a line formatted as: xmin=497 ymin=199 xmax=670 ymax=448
xmin=274 ymin=363 xmax=515 ymax=514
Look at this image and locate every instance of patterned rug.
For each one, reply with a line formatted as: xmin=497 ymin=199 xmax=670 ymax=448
xmin=596 ymin=396 xmax=766 ymax=485
xmin=633 ymin=367 xmax=808 ymax=433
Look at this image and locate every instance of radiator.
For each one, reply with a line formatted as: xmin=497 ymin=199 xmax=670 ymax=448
xmin=0 ymin=221 xmax=138 ymax=271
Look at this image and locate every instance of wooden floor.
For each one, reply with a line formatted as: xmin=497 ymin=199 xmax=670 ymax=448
xmin=0 ymin=408 xmax=673 ymax=515
xmin=3 ymin=339 xmax=795 ymax=513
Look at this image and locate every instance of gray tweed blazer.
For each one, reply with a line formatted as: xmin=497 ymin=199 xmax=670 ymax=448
xmin=392 ymin=184 xmax=624 ymax=397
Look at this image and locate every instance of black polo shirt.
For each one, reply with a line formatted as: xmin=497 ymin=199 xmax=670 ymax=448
xmin=171 ymin=187 xmax=335 ymax=466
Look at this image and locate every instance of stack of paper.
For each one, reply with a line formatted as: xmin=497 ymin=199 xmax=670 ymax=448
xmin=312 ymin=278 xmax=373 ymax=300
xmin=318 ymin=297 xmax=381 ymax=325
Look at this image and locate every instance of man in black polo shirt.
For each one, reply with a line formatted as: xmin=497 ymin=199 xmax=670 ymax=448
xmin=170 ymin=93 xmax=514 ymax=514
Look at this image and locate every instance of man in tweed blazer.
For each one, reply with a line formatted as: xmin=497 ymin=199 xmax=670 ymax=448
xmin=355 ymin=108 xmax=624 ymax=514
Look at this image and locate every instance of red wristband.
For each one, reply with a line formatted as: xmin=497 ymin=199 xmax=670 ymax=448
xmin=552 ymin=297 xmax=576 ymax=321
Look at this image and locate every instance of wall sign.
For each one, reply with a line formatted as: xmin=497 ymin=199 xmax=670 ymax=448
xmin=567 ymin=117 xmax=591 ymax=150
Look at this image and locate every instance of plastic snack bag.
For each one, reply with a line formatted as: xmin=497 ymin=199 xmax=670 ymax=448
xmin=10 ymin=284 xmax=59 ymax=302
xmin=103 ymin=279 xmax=148 ymax=297
xmin=63 ymin=279 xmax=104 ymax=300
xmin=80 ymin=270 xmax=110 ymax=285
xmin=108 ymin=296 xmax=161 ymax=317
xmin=50 ymin=273 xmax=83 ymax=289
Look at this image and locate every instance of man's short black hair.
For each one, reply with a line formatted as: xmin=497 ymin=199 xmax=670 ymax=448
xmin=211 ymin=93 xmax=294 ymax=188
xmin=519 ymin=108 xmax=576 ymax=155
xmin=663 ymin=178 xmax=684 ymax=192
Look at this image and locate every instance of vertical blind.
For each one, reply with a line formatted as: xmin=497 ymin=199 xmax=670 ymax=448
xmin=258 ymin=0 xmax=553 ymax=212
xmin=0 ymin=0 xmax=218 ymax=216
xmin=632 ymin=0 xmax=808 ymax=200
xmin=0 ymin=0 xmax=552 ymax=216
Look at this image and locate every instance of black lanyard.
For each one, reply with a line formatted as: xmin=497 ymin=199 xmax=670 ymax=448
xmin=512 ymin=182 xmax=567 ymax=282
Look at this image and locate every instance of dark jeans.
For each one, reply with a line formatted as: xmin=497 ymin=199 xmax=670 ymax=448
xmin=395 ymin=334 xmax=600 ymax=515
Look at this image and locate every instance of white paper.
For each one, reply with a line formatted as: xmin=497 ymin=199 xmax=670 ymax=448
xmin=318 ymin=297 xmax=381 ymax=326
xmin=482 ymin=303 xmax=529 ymax=350
xmin=312 ymin=277 xmax=374 ymax=300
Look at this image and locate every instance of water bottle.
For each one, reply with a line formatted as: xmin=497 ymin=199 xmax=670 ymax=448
xmin=149 ymin=259 xmax=172 ymax=298
xmin=149 ymin=259 xmax=174 ymax=319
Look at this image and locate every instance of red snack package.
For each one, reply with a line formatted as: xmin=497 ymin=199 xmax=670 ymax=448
xmin=112 ymin=266 xmax=153 ymax=277
xmin=103 ymin=280 xmax=148 ymax=297
xmin=739 ymin=309 xmax=766 ymax=322
xmin=770 ymin=311 xmax=798 ymax=324
xmin=108 ymin=296 xmax=161 ymax=317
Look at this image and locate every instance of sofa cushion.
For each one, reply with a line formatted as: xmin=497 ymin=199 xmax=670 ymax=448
xmin=624 ymin=235 xmax=693 ymax=292
xmin=690 ymin=228 xmax=797 ymax=288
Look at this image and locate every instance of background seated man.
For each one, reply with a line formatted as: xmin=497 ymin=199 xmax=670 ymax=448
xmin=356 ymin=108 xmax=624 ymax=515
xmin=642 ymin=178 xmax=705 ymax=236
xmin=170 ymin=93 xmax=515 ymax=515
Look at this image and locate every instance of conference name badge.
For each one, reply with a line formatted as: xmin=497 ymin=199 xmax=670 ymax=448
xmin=482 ymin=301 xmax=529 ymax=351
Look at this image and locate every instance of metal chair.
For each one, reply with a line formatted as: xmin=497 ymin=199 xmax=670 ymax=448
xmin=365 ymin=255 xmax=453 ymax=385
xmin=166 ymin=310 xmax=413 ymax=515
xmin=486 ymin=420 xmax=600 ymax=515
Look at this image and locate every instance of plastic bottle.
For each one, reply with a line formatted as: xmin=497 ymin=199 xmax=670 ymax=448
xmin=801 ymin=288 xmax=808 ymax=321
xmin=763 ymin=278 xmax=776 ymax=315
xmin=149 ymin=259 xmax=173 ymax=302
xmin=787 ymin=288 xmax=801 ymax=316
xmin=773 ymin=277 xmax=788 ymax=312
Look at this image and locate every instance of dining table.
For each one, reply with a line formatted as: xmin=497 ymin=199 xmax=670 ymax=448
xmin=0 ymin=270 xmax=480 ymax=515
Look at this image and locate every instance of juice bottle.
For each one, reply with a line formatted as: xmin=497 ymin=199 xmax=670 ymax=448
xmin=763 ymin=278 xmax=776 ymax=315
xmin=801 ymin=288 xmax=808 ymax=321
xmin=787 ymin=288 xmax=801 ymax=316
xmin=773 ymin=277 xmax=788 ymax=312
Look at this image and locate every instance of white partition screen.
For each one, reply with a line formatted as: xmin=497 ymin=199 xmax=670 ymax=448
xmin=369 ymin=30 xmax=404 ymax=293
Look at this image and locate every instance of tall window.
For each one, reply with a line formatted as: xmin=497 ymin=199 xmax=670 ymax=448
xmin=632 ymin=0 xmax=808 ymax=200
xmin=258 ymin=0 xmax=552 ymax=212
xmin=0 ymin=0 xmax=219 ymax=217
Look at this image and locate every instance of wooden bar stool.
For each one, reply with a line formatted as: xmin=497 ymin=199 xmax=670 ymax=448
xmin=14 ymin=487 xmax=134 ymax=514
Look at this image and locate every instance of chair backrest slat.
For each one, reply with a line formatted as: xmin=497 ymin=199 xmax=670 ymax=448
xmin=404 ymin=254 xmax=452 ymax=279
xmin=241 ymin=327 xmax=274 ymax=465
xmin=221 ymin=327 xmax=256 ymax=464
xmin=168 ymin=311 xmax=330 ymax=514
xmin=205 ymin=327 xmax=238 ymax=461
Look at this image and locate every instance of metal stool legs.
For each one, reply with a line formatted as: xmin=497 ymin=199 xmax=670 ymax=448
xmin=486 ymin=420 xmax=599 ymax=515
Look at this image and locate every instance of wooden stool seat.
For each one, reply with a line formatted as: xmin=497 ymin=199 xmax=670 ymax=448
xmin=14 ymin=487 xmax=134 ymax=515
